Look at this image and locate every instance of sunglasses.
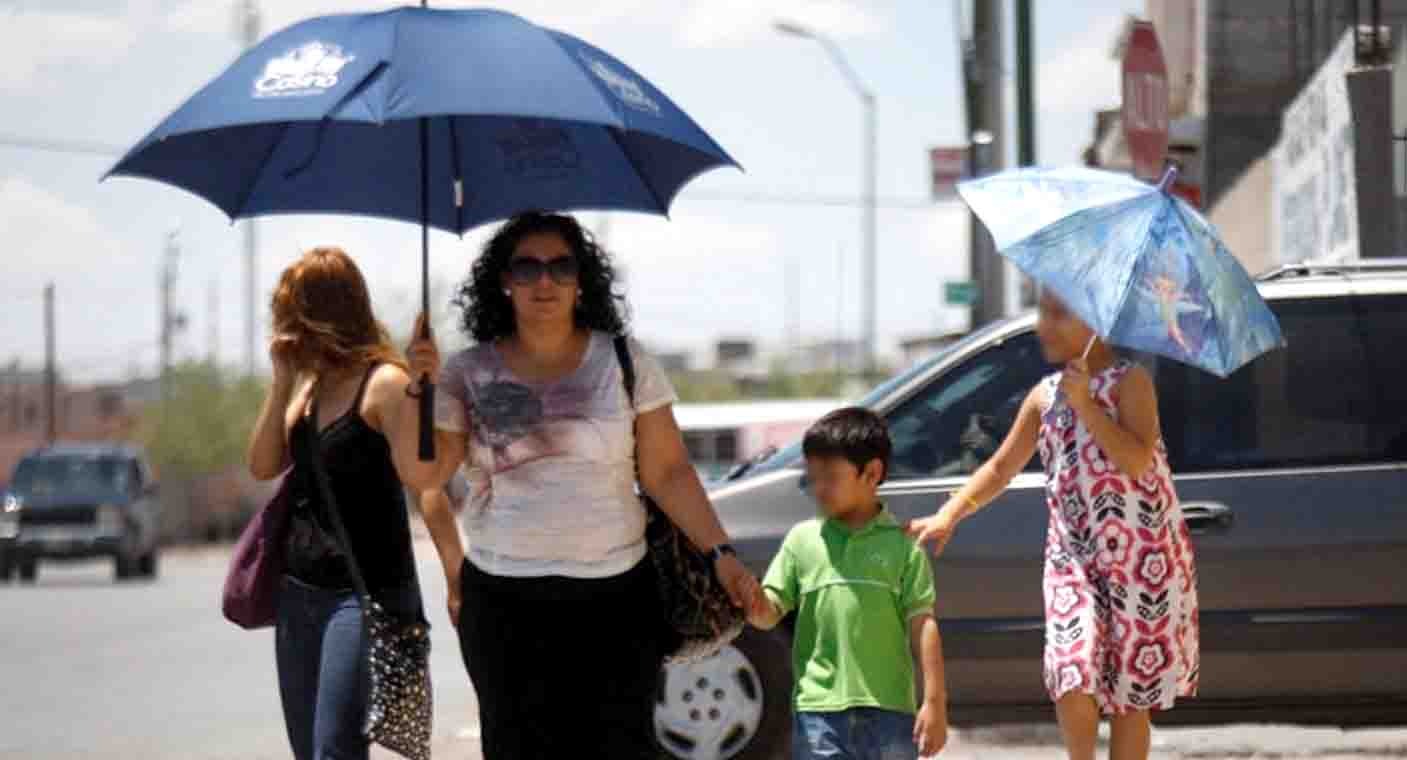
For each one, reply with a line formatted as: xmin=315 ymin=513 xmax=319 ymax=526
xmin=507 ymin=255 xmax=580 ymax=286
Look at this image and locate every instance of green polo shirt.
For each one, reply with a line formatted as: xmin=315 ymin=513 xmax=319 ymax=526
xmin=762 ymin=508 xmax=937 ymax=714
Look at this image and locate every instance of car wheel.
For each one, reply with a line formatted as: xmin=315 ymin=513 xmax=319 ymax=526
xmin=18 ymin=559 xmax=37 ymax=584
xmin=139 ymin=550 xmax=159 ymax=579
xmin=655 ymin=627 xmax=793 ymax=760
xmin=114 ymin=555 xmax=136 ymax=582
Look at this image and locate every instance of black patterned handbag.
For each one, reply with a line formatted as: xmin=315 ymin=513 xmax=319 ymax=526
xmin=302 ymin=406 xmax=434 ymax=760
xmin=613 ymin=336 xmax=745 ymax=663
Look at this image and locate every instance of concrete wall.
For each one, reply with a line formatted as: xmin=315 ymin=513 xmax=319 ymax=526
xmin=1203 ymin=0 xmax=1407 ymax=206
xmin=1208 ymin=155 xmax=1275 ymax=274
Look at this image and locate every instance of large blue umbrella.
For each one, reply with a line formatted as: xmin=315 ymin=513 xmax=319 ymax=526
xmin=957 ymin=166 xmax=1285 ymax=378
xmin=105 ymin=5 xmax=738 ymax=456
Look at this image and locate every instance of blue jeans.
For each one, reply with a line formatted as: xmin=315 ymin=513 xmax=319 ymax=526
xmin=794 ymin=708 xmax=919 ymax=760
xmin=275 ymin=576 xmax=369 ymax=760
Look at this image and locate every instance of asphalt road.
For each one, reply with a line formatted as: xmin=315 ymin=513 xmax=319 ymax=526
xmin=1 ymin=542 xmax=1403 ymax=760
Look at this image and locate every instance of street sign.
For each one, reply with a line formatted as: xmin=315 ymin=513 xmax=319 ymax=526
xmin=944 ymin=281 xmax=978 ymax=306
xmin=1122 ymin=21 xmax=1169 ymax=180
xmin=929 ymin=146 xmax=967 ymax=200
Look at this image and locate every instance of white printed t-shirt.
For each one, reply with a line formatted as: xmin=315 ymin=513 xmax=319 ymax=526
xmin=434 ymin=331 xmax=676 ymax=578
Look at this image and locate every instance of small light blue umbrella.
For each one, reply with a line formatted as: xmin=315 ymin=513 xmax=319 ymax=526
xmin=104 ymin=5 xmax=738 ymax=457
xmin=957 ymin=166 xmax=1285 ymax=377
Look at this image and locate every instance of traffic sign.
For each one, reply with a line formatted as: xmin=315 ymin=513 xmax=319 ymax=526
xmin=1122 ymin=21 xmax=1169 ymax=180
xmin=929 ymin=146 xmax=967 ymax=200
xmin=944 ymin=281 xmax=978 ymax=306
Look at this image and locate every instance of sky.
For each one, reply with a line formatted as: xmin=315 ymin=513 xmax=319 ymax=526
xmin=0 ymin=0 xmax=1143 ymax=383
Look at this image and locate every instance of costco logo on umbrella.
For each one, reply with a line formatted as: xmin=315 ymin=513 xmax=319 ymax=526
xmin=581 ymin=55 xmax=660 ymax=115
xmin=253 ymin=41 xmax=355 ymax=98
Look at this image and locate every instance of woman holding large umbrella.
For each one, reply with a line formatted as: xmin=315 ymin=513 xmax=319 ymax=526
xmin=423 ymin=212 xmax=760 ymax=758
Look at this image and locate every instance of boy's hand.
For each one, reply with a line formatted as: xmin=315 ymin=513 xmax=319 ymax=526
xmin=914 ymin=699 xmax=949 ymax=756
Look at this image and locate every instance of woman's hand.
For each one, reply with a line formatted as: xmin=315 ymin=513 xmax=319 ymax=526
xmin=405 ymin=313 xmax=441 ymax=383
xmin=714 ymin=553 xmax=761 ymax=610
xmin=446 ymin=566 xmax=463 ymax=627
xmin=269 ymin=334 xmax=299 ymax=390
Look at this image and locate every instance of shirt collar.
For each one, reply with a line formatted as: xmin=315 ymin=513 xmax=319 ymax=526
xmin=824 ymin=504 xmax=897 ymax=537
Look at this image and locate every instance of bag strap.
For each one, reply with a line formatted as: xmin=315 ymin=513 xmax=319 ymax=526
xmin=301 ymin=400 xmax=373 ymax=604
xmin=612 ymin=335 xmax=637 ymax=410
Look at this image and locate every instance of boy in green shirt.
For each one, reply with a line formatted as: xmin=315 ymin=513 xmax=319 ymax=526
xmin=749 ymin=407 xmax=949 ymax=759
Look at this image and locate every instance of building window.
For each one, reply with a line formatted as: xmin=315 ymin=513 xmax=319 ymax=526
xmin=99 ymin=392 xmax=122 ymax=418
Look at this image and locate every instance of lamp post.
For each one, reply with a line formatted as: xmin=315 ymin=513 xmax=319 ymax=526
xmin=775 ymin=20 xmax=877 ymax=377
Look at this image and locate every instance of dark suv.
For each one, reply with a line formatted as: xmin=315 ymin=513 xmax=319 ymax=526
xmin=0 ymin=443 xmax=161 ymax=584
xmin=652 ymin=261 xmax=1407 ymax=760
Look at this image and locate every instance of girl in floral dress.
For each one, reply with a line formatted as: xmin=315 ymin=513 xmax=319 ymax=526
xmin=908 ymin=289 xmax=1199 ymax=760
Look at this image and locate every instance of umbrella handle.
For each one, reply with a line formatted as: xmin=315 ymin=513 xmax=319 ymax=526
xmin=1156 ymin=163 xmax=1180 ymax=191
xmin=417 ymin=374 xmax=436 ymax=461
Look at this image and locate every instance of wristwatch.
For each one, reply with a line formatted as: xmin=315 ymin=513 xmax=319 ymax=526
xmin=705 ymin=543 xmax=737 ymax=566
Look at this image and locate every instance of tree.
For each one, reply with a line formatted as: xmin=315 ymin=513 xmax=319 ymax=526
xmin=137 ymin=362 xmax=264 ymax=483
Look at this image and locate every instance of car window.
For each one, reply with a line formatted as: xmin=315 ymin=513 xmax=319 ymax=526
xmin=11 ymin=455 xmax=130 ymax=498
xmin=886 ymin=331 xmax=1054 ymax=479
xmin=1157 ymin=294 xmax=1407 ymax=471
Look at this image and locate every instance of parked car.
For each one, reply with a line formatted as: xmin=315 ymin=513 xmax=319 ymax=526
xmin=0 ymin=443 xmax=162 ymax=584
xmin=676 ymin=399 xmax=844 ymax=483
xmin=654 ymin=261 xmax=1407 ymax=759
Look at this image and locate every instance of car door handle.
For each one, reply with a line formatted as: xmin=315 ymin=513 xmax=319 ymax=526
xmin=1182 ymin=501 xmax=1234 ymax=533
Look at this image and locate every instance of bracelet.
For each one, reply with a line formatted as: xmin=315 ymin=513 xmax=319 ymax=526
xmin=958 ymin=494 xmax=980 ymax=514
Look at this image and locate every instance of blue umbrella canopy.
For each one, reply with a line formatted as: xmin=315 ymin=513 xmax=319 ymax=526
xmin=106 ymin=6 xmax=738 ymax=232
xmin=107 ymin=6 xmax=740 ymax=459
xmin=958 ymin=167 xmax=1285 ymax=378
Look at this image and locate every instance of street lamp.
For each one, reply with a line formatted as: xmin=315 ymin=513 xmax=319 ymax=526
xmin=774 ymin=20 xmax=878 ymax=377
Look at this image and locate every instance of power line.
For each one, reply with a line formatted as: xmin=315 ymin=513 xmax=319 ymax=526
xmin=0 ymin=133 xmax=124 ymax=158
xmin=685 ymin=191 xmax=949 ymax=210
xmin=61 ymin=341 xmax=161 ymax=375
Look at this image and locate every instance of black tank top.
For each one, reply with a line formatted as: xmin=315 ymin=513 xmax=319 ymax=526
xmin=284 ymin=364 xmax=417 ymax=600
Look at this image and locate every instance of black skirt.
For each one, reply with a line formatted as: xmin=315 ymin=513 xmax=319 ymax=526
xmin=457 ymin=555 xmax=665 ymax=759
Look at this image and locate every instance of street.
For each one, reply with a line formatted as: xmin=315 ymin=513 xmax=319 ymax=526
xmin=2 ymin=541 xmax=1404 ymax=760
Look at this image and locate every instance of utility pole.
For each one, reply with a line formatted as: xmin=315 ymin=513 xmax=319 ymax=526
xmin=160 ymin=232 xmax=185 ymax=401
xmin=774 ymin=20 xmax=877 ymax=376
xmin=235 ymin=0 xmax=261 ymax=377
xmin=44 ymin=283 xmax=56 ymax=443
xmin=208 ymin=278 xmax=220 ymax=367
xmin=965 ymin=0 xmax=1007 ymax=328
xmin=785 ymin=253 xmax=801 ymax=358
xmin=1014 ymin=0 xmax=1038 ymax=310
xmin=1016 ymin=0 xmax=1036 ymax=167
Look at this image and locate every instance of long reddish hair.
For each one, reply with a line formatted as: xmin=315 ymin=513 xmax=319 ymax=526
xmin=271 ymin=247 xmax=405 ymax=375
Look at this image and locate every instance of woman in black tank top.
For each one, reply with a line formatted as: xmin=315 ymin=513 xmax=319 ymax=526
xmin=245 ymin=247 xmax=451 ymax=760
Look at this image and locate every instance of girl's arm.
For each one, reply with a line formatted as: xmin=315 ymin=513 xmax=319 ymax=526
xmin=1065 ymin=360 xmax=1160 ymax=479
xmin=907 ymin=385 xmax=1044 ymax=553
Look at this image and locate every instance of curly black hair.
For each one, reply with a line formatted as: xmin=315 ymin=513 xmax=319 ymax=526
xmin=453 ymin=211 xmax=629 ymax=343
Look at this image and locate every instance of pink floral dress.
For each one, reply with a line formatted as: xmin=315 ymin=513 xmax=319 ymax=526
xmin=1036 ymin=360 xmax=1200 ymax=715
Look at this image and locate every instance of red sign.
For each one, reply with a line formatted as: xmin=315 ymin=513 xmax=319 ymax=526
xmin=1170 ymin=179 xmax=1201 ymax=208
xmin=1122 ymin=21 xmax=1169 ymax=180
xmin=928 ymin=146 xmax=967 ymax=200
